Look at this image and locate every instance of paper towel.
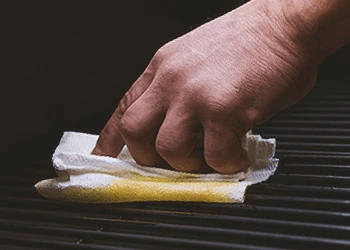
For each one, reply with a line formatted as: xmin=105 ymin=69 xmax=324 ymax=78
xmin=35 ymin=131 xmax=278 ymax=203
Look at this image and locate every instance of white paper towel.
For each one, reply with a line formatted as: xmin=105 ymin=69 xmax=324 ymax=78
xmin=35 ymin=131 xmax=278 ymax=203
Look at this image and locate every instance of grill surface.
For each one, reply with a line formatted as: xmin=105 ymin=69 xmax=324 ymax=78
xmin=1 ymin=86 xmax=350 ymax=250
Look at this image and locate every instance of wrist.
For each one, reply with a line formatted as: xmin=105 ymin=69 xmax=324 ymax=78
xmin=261 ymin=0 xmax=350 ymax=63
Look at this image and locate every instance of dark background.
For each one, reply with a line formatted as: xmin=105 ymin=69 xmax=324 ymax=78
xmin=1 ymin=0 xmax=349 ymax=163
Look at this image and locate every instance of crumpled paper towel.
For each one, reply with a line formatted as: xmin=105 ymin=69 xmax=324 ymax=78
xmin=35 ymin=131 xmax=278 ymax=203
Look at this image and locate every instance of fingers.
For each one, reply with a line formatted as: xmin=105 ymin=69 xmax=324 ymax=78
xmin=91 ymin=114 xmax=125 ymax=157
xmin=155 ymin=107 xmax=208 ymax=173
xmin=155 ymin=107 xmax=249 ymax=174
xmin=203 ymin=123 xmax=250 ymax=174
xmin=92 ymin=69 xmax=155 ymax=157
xmin=119 ymin=91 xmax=166 ymax=166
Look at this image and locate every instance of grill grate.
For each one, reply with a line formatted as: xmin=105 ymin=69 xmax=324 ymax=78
xmin=1 ymin=86 xmax=350 ymax=250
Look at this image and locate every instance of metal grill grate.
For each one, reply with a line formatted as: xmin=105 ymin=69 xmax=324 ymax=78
xmin=1 ymin=86 xmax=350 ymax=250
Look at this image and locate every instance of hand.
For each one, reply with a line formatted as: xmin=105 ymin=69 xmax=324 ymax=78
xmin=92 ymin=0 xmax=320 ymax=174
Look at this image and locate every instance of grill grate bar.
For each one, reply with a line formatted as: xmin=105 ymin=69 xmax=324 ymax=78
xmin=254 ymin=127 xmax=350 ymax=135
xmin=275 ymin=113 xmax=350 ymax=119
xmin=2 ymin=197 xmax=350 ymax=227
xmin=0 ymin=231 xmax=283 ymax=250
xmin=261 ymin=119 xmax=350 ymax=127
xmin=2 ymin=83 xmax=350 ymax=249
xmin=1 ymin=205 xmax=350 ymax=239
xmin=296 ymin=101 xmax=350 ymax=106
xmin=258 ymin=134 xmax=350 ymax=142
xmin=285 ymin=107 xmax=350 ymax=113
xmin=1 ymin=219 xmax=349 ymax=250
xmin=1 ymin=195 xmax=350 ymax=222
xmin=0 ymin=231 xmax=145 ymax=250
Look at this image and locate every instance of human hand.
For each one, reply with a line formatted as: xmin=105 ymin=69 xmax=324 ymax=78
xmin=92 ymin=0 xmax=324 ymax=174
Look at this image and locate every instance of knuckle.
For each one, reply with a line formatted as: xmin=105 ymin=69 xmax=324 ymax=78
xmin=154 ymin=46 xmax=166 ymax=60
xmin=119 ymin=114 xmax=141 ymax=138
xmin=155 ymin=44 xmax=167 ymax=55
xmin=204 ymin=151 xmax=225 ymax=170
xmin=207 ymin=102 xmax=228 ymax=117
xmin=157 ymin=58 xmax=183 ymax=83
xmin=152 ymin=43 xmax=172 ymax=66
xmin=133 ymin=154 xmax=163 ymax=167
xmin=196 ymin=86 xmax=236 ymax=116
xmin=204 ymin=145 xmax=240 ymax=174
xmin=248 ymin=104 xmax=270 ymax=125
xmin=155 ymin=135 xmax=175 ymax=158
xmin=202 ymin=99 xmax=233 ymax=123
xmin=204 ymin=156 xmax=233 ymax=174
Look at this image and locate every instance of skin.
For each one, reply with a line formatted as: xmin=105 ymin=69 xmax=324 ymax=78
xmin=92 ymin=0 xmax=350 ymax=174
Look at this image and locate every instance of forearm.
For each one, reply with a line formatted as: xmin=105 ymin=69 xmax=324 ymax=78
xmin=262 ymin=0 xmax=350 ymax=63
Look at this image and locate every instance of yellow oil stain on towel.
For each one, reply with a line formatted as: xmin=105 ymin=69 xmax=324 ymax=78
xmin=37 ymin=177 xmax=237 ymax=203
xmin=35 ymin=132 xmax=278 ymax=203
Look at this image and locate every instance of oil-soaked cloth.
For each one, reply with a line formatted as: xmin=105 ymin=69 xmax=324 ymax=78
xmin=35 ymin=131 xmax=278 ymax=203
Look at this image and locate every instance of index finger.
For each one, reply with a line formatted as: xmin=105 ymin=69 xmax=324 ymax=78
xmin=92 ymin=68 xmax=155 ymax=157
xmin=91 ymin=109 xmax=125 ymax=157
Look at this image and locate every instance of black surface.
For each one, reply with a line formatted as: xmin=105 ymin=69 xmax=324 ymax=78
xmin=1 ymin=0 xmax=349 ymax=162
xmin=1 ymin=85 xmax=350 ymax=250
xmin=1 ymin=1 xmax=350 ymax=249
xmin=0 ymin=0 xmax=249 ymax=162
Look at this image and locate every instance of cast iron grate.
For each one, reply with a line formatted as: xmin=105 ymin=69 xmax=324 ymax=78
xmin=1 ymin=86 xmax=350 ymax=249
